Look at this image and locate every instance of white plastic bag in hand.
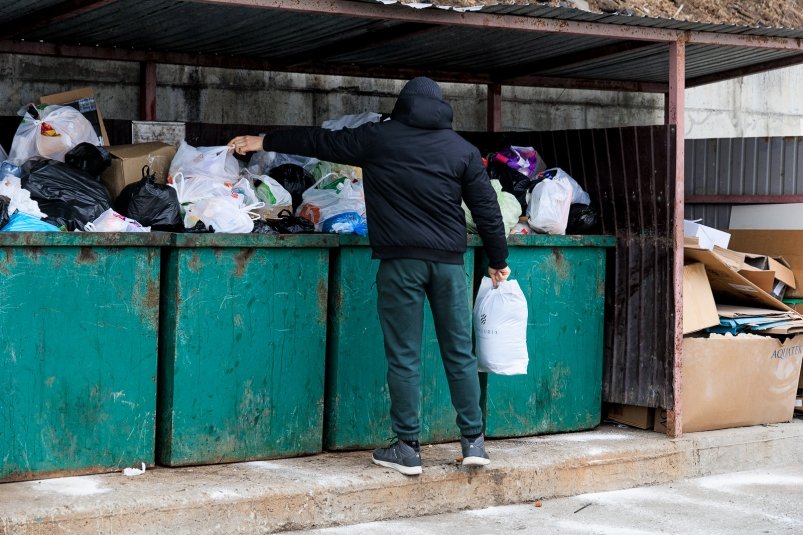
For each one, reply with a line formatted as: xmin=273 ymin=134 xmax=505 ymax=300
xmin=473 ymin=276 xmax=528 ymax=375
xmin=527 ymin=174 xmax=573 ymax=235
xmin=169 ymin=141 xmax=239 ymax=184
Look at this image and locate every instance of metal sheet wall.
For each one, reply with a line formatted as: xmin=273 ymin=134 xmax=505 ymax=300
xmin=685 ymin=136 xmax=803 ymax=230
xmin=464 ymin=126 xmax=676 ymax=409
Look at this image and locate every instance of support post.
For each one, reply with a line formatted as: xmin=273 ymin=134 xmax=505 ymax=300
xmin=667 ymin=39 xmax=685 ymax=439
xmin=487 ymin=83 xmax=502 ymax=133
xmin=140 ymin=61 xmax=157 ymax=121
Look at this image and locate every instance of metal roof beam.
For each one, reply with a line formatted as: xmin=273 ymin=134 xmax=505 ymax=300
xmin=495 ymin=40 xmax=659 ymax=84
xmin=0 ymin=0 xmax=115 ymax=39
xmin=280 ymin=21 xmax=438 ymax=68
xmin=188 ymin=0 xmax=803 ymax=51
xmin=687 ymin=52 xmax=803 ymax=87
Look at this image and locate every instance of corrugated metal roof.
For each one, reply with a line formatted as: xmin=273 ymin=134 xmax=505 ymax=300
xmin=0 ymin=0 xmax=800 ymax=89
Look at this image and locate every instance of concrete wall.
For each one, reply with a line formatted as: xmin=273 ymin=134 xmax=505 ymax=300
xmin=0 ymin=54 xmax=801 ymax=140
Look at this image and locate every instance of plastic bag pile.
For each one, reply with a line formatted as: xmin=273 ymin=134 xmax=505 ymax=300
xmin=0 ymin=104 xmax=111 ymax=232
xmin=469 ymin=145 xmax=600 ymax=236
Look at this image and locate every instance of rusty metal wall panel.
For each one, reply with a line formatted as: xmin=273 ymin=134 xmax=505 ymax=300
xmin=464 ymin=125 xmax=676 ymax=409
xmin=684 ymin=136 xmax=803 ymax=230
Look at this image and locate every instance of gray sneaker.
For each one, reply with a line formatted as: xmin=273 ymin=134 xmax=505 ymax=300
xmin=461 ymin=434 xmax=490 ymax=466
xmin=372 ymin=440 xmax=422 ymax=476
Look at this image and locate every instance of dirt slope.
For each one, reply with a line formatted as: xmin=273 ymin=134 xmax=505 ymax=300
xmin=402 ymin=1 xmax=803 ymax=29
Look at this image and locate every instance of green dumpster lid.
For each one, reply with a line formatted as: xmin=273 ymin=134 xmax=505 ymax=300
xmin=172 ymin=233 xmax=338 ymax=248
xmin=0 ymin=231 xmax=173 ymax=247
xmin=506 ymin=234 xmax=616 ymax=247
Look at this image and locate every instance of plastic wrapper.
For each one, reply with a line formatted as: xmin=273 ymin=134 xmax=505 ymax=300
xmin=262 ymin=210 xmax=315 ymax=234
xmin=464 ymin=179 xmax=520 ymax=236
xmin=0 ymin=174 xmax=46 ymax=218
xmin=168 ymin=141 xmax=239 ymax=184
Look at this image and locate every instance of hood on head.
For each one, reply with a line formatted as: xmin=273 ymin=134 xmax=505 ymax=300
xmin=391 ymin=77 xmax=453 ymax=130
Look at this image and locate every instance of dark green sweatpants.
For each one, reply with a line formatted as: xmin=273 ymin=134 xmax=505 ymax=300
xmin=376 ymin=258 xmax=483 ymax=442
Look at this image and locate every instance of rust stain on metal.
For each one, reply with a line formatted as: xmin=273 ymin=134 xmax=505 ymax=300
xmin=0 ymin=248 xmax=13 ymax=274
xmin=188 ymin=253 xmax=201 ymax=272
xmin=317 ymin=278 xmax=328 ymax=321
xmin=233 ymin=248 xmax=255 ymax=277
xmin=76 ymin=247 xmax=98 ymax=264
xmin=551 ymin=247 xmax=569 ymax=279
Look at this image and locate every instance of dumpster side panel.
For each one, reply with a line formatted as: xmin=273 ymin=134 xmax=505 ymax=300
xmin=325 ymin=246 xmax=473 ymax=450
xmin=158 ymin=246 xmax=327 ymax=465
xmin=1 ymin=246 xmax=159 ymax=481
xmin=484 ymin=246 xmax=607 ymax=437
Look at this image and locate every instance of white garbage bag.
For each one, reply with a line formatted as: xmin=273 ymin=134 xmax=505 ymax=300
xmin=473 ymin=276 xmax=529 ymax=375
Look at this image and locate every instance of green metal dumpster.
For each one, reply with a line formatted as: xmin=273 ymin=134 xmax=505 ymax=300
xmin=479 ymin=234 xmax=615 ymax=437
xmin=325 ymin=235 xmax=480 ymax=450
xmin=0 ymin=232 xmax=169 ymax=482
xmin=157 ymin=233 xmax=336 ymax=466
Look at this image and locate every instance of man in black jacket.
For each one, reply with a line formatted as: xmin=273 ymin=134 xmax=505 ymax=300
xmin=229 ymin=76 xmax=510 ymax=476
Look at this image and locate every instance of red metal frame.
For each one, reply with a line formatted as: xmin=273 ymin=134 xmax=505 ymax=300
xmin=668 ymin=39 xmax=685 ymax=439
xmin=140 ymin=62 xmax=157 ymax=121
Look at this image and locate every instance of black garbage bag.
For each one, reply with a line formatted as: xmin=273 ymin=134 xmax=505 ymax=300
xmin=114 ymin=166 xmax=183 ymax=231
xmin=487 ymin=159 xmax=544 ymax=216
xmin=64 ymin=143 xmax=112 ymax=177
xmin=263 ymin=209 xmax=315 ymax=234
xmin=565 ymin=203 xmax=600 ymax=235
xmin=21 ymin=159 xmax=111 ymax=231
xmin=268 ymin=164 xmax=314 ymax=210
xmin=0 ymin=195 xmax=10 ymax=229
xmin=251 ymin=220 xmax=279 ymax=235
xmin=185 ymin=220 xmax=214 ymax=233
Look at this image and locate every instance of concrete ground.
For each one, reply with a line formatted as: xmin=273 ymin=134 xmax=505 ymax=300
xmin=285 ymin=463 xmax=803 ymax=534
xmin=1 ymin=420 xmax=803 ymax=534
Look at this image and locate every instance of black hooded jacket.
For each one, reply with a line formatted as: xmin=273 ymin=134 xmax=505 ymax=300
xmin=261 ymin=92 xmax=508 ymax=269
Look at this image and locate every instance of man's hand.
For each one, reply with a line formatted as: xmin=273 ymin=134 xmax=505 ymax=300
xmin=488 ymin=266 xmax=511 ymax=288
xmin=227 ymin=135 xmax=265 ymax=156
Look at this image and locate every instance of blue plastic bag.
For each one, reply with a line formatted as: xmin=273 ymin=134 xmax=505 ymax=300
xmin=320 ymin=211 xmax=367 ymax=236
xmin=1 ymin=212 xmax=61 ymax=232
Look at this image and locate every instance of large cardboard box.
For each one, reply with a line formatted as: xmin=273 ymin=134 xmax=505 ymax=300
xmin=711 ymin=246 xmax=796 ymax=299
xmin=682 ymin=334 xmax=803 ymax=433
xmin=40 ymin=87 xmax=108 ymax=146
xmin=101 ymin=142 xmax=177 ymax=200
xmin=683 ymin=262 xmax=719 ymax=334
xmin=729 ymin=230 xmax=803 ymax=298
xmin=606 ymin=403 xmax=655 ymax=429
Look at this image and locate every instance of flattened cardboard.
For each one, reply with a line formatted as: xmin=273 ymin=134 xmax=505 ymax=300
xmin=682 ymin=334 xmax=803 ymax=433
xmin=684 ymin=246 xmax=792 ymax=312
xmin=100 ymin=142 xmax=177 ymax=200
xmin=729 ymin=230 xmax=803 ymax=299
xmin=683 ymin=262 xmax=719 ymax=334
xmin=40 ymin=87 xmax=108 ymax=146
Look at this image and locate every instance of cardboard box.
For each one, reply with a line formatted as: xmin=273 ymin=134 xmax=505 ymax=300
xmin=683 ymin=262 xmax=719 ymax=334
xmin=40 ymin=87 xmax=108 ymax=146
xmin=684 ymin=220 xmax=730 ymax=250
xmin=684 ymin=246 xmax=792 ymax=312
xmin=606 ymin=403 xmax=655 ymax=429
xmin=101 ymin=142 xmax=177 ymax=200
xmin=729 ymin=230 xmax=803 ymax=298
xmin=711 ymin=246 xmax=796 ymax=299
xmin=654 ymin=408 xmax=668 ymax=434
xmin=682 ymin=334 xmax=803 ymax=433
